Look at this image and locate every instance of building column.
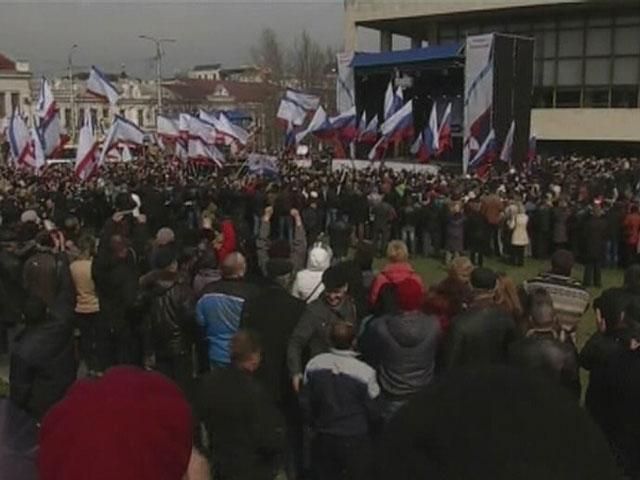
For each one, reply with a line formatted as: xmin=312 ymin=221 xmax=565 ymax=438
xmin=344 ymin=20 xmax=358 ymax=52
xmin=425 ymin=21 xmax=438 ymax=47
xmin=411 ymin=37 xmax=422 ymax=49
xmin=4 ymin=93 xmax=12 ymax=117
xmin=380 ymin=30 xmax=392 ymax=52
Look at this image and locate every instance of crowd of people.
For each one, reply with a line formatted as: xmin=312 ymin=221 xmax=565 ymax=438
xmin=1 ymin=152 xmax=640 ymax=480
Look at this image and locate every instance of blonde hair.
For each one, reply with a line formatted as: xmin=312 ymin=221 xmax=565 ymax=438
xmin=386 ymin=240 xmax=409 ymax=263
xmin=449 ymin=256 xmax=474 ymax=284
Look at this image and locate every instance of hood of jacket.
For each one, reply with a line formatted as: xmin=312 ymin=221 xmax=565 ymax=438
xmin=306 ymin=245 xmax=332 ymax=271
xmin=384 ymin=311 xmax=432 ymax=348
xmin=140 ymin=269 xmax=181 ymax=296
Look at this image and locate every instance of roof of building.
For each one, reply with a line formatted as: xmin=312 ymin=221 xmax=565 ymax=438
xmin=164 ymin=79 xmax=279 ymax=103
xmin=191 ymin=64 xmax=222 ymax=72
xmin=0 ymin=53 xmax=16 ymax=71
xmin=351 ymin=43 xmax=463 ymax=69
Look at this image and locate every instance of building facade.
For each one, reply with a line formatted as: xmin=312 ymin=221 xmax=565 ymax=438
xmin=0 ymin=53 xmax=32 ymax=120
xmin=344 ymin=0 xmax=640 ymax=144
xmin=49 ymin=72 xmax=156 ymax=136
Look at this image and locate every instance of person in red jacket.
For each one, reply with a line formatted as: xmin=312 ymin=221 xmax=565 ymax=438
xmin=213 ymin=219 xmax=237 ymax=264
xmin=622 ymin=204 xmax=640 ymax=266
xmin=369 ymin=240 xmax=425 ymax=308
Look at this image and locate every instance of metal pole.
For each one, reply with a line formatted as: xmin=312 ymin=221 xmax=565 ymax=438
xmin=68 ymin=44 xmax=78 ymax=141
xmin=139 ymin=36 xmax=175 ymax=120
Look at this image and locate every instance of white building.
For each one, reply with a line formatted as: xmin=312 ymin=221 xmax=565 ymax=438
xmin=188 ymin=64 xmax=222 ymax=81
xmin=49 ymin=71 xmax=157 ymax=136
xmin=344 ymin=0 xmax=640 ymax=145
xmin=0 ymin=53 xmax=32 ymax=119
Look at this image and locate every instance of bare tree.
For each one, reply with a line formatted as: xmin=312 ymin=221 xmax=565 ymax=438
xmin=289 ymin=30 xmax=326 ymax=89
xmin=250 ymin=28 xmax=285 ymax=82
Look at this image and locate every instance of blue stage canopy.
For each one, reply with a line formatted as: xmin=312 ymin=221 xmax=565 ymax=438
xmin=351 ymin=44 xmax=463 ymax=69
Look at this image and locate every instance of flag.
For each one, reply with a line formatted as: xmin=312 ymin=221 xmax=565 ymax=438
xmin=36 ymin=78 xmax=65 ymax=157
xmin=157 ymin=115 xmax=180 ymax=139
xmin=99 ymin=115 xmax=145 ymax=164
xmin=357 ymin=111 xmax=367 ymax=139
xmin=247 ymin=153 xmax=279 ymax=177
xmin=87 ymin=66 xmax=120 ymax=106
xmin=411 ymin=103 xmax=438 ymax=163
xmin=438 ymin=102 xmax=453 ymax=155
xmin=75 ymin=110 xmax=100 ymax=181
xmin=188 ymin=139 xmax=224 ymax=167
xmin=329 ymin=107 xmax=358 ymax=143
xmin=30 ymin=126 xmax=46 ymax=173
xmin=359 ymin=115 xmax=379 ymax=144
xmin=296 ymin=106 xmax=330 ymax=144
xmin=7 ymin=112 xmax=34 ymax=167
xmin=121 ymin=144 xmax=133 ymax=162
xmin=368 ymin=136 xmax=388 ymax=161
xmin=336 ymin=51 xmax=355 ymax=114
xmin=381 ymin=99 xmax=414 ymax=144
xmin=218 ymin=112 xmax=249 ymax=146
xmin=277 ymin=89 xmax=320 ymax=127
xmin=382 ymin=81 xmax=403 ymax=121
xmin=180 ymin=114 xmax=216 ymax=144
xmin=500 ymin=120 xmax=516 ymax=163
xmin=468 ymin=129 xmax=496 ymax=177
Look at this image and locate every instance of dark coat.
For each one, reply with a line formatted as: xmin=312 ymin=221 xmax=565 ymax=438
xmin=360 ymin=311 xmax=440 ymax=398
xmin=0 ymin=247 xmax=26 ymax=327
xmin=92 ymin=252 xmax=139 ymax=332
xmin=196 ymin=368 xmax=286 ymax=480
xmin=586 ymin=349 xmax=640 ymax=478
xmin=508 ymin=334 xmax=580 ymax=397
xmin=551 ymin=206 xmax=570 ymax=244
xmin=10 ymin=319 xmax=77 ymax=419
xmin=582 ymin=215 xmax=608 ymax=261
xmin=139 ymin=269 xmax=196 ymax=359
xmin=465 ymin=209 xmax=490 ymax=253
xmin=244 ymin=282 xmax=306 ymax=405
xmin=445 ymin=213 xmax=465 ymax=253
xmin=443 ymin=298 xmax=517 ymax=370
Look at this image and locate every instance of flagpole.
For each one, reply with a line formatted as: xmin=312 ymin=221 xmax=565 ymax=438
xmin=138 ymin=35 xmax=176 ymax=116
xmin=67 ymin=44 xmax=78 ymax=142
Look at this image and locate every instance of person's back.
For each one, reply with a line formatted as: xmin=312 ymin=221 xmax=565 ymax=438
xmin=197 ymin=331 xmax=285 ymax=480
xmin=444 ymin=268 xmax=516 ymax=370
xmin=10 ymin=307 xmax=76 ymax=419
xmin=196 ymin=258 xmax=258 ymax=367
xmin=301 ymin=322 xmax=379 ymax=480
xmin=291 ymin=244 xmax=332 ymax=303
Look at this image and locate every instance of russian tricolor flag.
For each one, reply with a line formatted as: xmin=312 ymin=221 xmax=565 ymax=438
xmin=369 ymin=99 xmax=414 ymax=161
xmin=87 ymin=66 xmax=120 ymax=106
xmin=359 ymin=115 xmax=379 ymax=145
xmin=500 ymin=120 xmax=516 ymax=164
xmin=468 ymin=129 xmax=496 ymax=178
xmin=438 ymin=102 xmax=453 ymax=155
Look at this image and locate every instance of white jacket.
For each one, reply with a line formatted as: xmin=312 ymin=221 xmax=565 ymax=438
xmin=291 ymin=245 xmax=332 ymax=303
xmin=510 ymin=213 xmax=530 ymax=246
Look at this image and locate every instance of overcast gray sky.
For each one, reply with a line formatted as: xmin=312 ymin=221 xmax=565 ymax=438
xmin=0 ymin=0 xmax=382 ymax=79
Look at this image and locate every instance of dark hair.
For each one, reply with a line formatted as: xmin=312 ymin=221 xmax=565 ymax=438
xmin=330 ymin=321 xmax=355 ymax=350
xmin=527 ymin=288 xmax=555 ymax=328
xmin=593 ymin=288 xmax=632 ymax=333
xmin=551 ymin=250 xmax=574 ymax=276
xmin=354 ymin=241 xmax=375 ymax=271
xmin=230 ymin=330 xmax=261 ymax=365
xmin=373 ymin=282 xmax=400 ymax=316
xmin=77 ymin=234 xmax=96 ymax=256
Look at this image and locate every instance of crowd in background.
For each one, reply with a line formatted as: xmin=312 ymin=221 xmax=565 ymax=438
xmin=1 ymin=153 xmax=640 ymax=480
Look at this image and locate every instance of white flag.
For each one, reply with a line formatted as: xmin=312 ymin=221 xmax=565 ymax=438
xmin=87 ymin=66 xmax=120 ymax=106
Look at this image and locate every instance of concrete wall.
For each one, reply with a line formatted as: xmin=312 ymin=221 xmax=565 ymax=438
xmin=532 ymin=108 xmax=640 ymax=142
xmin=0 ymin=74 xmax=32 ymax=117
xmin=344 ymin=0 xmax=583 ymax=50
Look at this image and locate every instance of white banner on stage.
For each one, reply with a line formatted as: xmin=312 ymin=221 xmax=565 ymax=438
xmin=332 ymin=158 xmax=439 ymax=175
xmin=463 ymin=33 xmax=494 ymax=174
xmin=336 ymin=51 xmax=355 ymax=114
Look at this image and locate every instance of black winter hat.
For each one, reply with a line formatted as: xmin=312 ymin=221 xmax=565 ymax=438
xmin=154 ymin=246 xmax=177 ymax=270
xmin=266 ymin=258 xmax=293 ymax=278
xmin=322 ymin=264 xmax=349 ymax=291
xmin=470 ymin=267 xmax=497 ymax=290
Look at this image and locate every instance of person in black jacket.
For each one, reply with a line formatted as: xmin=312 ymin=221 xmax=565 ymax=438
xmin=197 ymin=330 xmax=285 ymax=480
xmin=139 ymin=246 xmax=197 ymax=395
xmin=582 ymin=206 xmax=608 ymax=288
xmin=9 ymin=296 xmax=76 ymax=420
xmin=360 ymin=277 xmax=440 ymax=421
xmin=92 ymin=234 xmax=140 ymax=366
xmin=443 ymin=268 xmax=517 ymax=370
xmin=0 ymin=229 xmax=26 ymax=355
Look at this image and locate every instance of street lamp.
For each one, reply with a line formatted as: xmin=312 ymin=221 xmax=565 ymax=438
xmin=138 ymin=35 xmax=176 ymax=116
xmin=67 ymin=43 xmax=78 ymax=141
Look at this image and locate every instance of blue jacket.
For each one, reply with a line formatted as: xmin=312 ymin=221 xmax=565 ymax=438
xmin=301 ymin=349 xmax=380 ymax=436
xmin=196 ymin=279 xmax=259 ymax=365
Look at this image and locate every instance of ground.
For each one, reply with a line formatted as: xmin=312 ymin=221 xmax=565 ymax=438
xmin=0 ymin=258 xmax=622 ymax=399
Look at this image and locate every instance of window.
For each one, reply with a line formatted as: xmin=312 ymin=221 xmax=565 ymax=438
xmin=90 ymin=108 xmax=97 ymax=127
xmin=0 ymin=93 xmax=5 ymax=118
xmin=614 ymin=26 xmax=640 ymax=55
xmin=137 ymin=109 xmax=144 ymax=126
xmin=102 ymin=108 xmax=109 ymax=119
xmin=78 ymin=108 xmax=85 ymax=123
xmin=585 ymin=58 xmax=610 ymax=85
xmin=64 ymin=108 xmax=71 ymax=128
xmin=533 ymin=87 xmax=554 ymax=108
xmin=586 ymin=28 xmax=612 ymax=56
xmin=542 ymin=60 xmax=556 ymax=86
xmin=555 ymin=89 xmax=581 ymax=108
xmin=557 ymin=59 xmax=582 ymax=86
xmin=583 ymin=88 xmax=610 ymax=108
xmin=543 ymin=31 xmax=556 ymax=58
xmin=10 ymin=93 xmax=20 ymax=112
xmin=613 ymin=58 xmax=640 ymax=84
xmin=558 ymin=30 xmax=583 ymax=57
xmin=611 ymin=86 xmax=639 ymax=108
